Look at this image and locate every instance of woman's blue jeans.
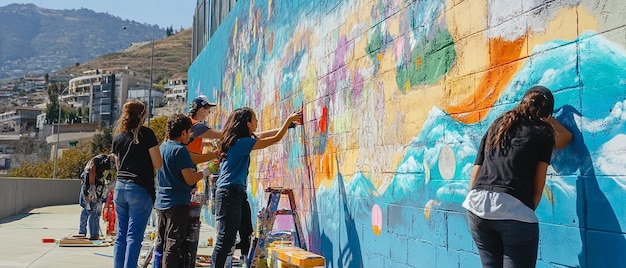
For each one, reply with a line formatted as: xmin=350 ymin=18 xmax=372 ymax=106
xmin=211 ymin=187 xmax=245 ymax=268
xmin=113 ymin=180 xmax=153 ymax=268
xmin=467 ymin=211 xmax=539 ymax=268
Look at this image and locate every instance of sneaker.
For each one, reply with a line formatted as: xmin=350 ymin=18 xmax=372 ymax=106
xmin=88 ymin=236 xmax=100 ymax=241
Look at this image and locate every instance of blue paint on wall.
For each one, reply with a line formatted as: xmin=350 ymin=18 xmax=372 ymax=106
xmin=191 ymin=0 xmax=626 ymax=266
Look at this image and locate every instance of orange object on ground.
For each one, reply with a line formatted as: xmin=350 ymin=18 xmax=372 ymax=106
xmin=268 ymin=246 xmax=325 ymax=267
xmin=41 ymin=238 xmax=56 ymax=243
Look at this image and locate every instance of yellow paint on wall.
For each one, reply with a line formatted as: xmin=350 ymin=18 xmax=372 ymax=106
xmin=576 ymin=5 xmax=600 ymax=33
xmin=250 ymin=151 xmax=259 ymax=197
xmin=443 ymin=1 xmax=490 ymax=108
xmin=235 ymin=70 xmax=243 ymax=96
xmin=302 ymin=59 xmax=318 ymax=103
xmin=526 ymin=6 xmax=598 ymax=53
xmin=445 ymin=0 xmax=488 ymax=39
xmin=387 ymin=14 xmax=400 ymax=37
xmin=333 ymin=110 xmax=353 ymax=134
xmin=340 ymin=148 xmax=358 ymax=179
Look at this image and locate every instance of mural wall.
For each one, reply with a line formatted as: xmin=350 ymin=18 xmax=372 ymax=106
xmin=188 ymin=0 xmax=626 ymax=267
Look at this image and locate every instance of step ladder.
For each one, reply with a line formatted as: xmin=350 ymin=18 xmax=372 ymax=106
xmin=246 ymin=187 xmax=307 ymax=268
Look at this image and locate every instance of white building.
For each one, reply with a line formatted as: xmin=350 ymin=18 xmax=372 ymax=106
xmin=64 ymin=68 xmax=152 ymax=126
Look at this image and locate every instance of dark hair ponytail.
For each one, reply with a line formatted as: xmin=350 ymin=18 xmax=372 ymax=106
xmin=487 ymin=87 xmax=555 ymax=150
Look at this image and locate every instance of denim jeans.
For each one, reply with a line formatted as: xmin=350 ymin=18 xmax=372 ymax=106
xmin=238 ymin=196 xmax=253 ymax=258
xmin=113 ymin=180 xmax=153 ymax=268
xmin=211 ymin=188 xmax=245 ymax=268
xmin=467 ymin=211 xmax=539 ymax=268
xmin=79 ymin=187 xmax=101 ymax=239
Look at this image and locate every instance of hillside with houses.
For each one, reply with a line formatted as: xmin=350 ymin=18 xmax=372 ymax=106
xmin=0 ymin=29 xmax=191 ymax=174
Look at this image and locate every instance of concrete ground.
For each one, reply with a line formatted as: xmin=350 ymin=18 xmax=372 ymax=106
xmin=0 ymin=204 xmax=218 ymax=268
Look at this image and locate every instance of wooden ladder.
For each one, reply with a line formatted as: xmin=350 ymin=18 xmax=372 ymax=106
xmin=246 ymin=187 xmax=307 ymax=268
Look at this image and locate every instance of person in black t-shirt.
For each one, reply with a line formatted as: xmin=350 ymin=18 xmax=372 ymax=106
xmin=111 ymin=99 xmax=162 ymax=268
xmin=463 ymin=86 xmax=572 ymax=268
xmin=77 ymin=153 xmax=115 ymax=240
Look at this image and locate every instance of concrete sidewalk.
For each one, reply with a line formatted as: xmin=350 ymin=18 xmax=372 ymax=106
xmin=0 ymin=204 xmax=217 ymax=268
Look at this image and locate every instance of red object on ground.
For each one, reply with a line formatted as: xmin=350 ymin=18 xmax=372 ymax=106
xmin=102 ymin=190 xmax=116 ymax=236
xmin=42 ymin=238 xmax=56 ymax=243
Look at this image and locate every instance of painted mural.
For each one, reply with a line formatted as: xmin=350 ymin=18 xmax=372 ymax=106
xmin=189 ymin=0 xmax=626 ymax=267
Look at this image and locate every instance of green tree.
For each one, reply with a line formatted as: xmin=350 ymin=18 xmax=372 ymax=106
xmin=56 ymin=145 xmax=92 ymax=179
xmin=64 ymin=105 xmax=78 ymax=123
xmin=92 ymin=126 xmax=113 ymax=154
xmin=45 ymin=83 xmax=61 ymax=124
xmin=166 ymin=26 xmax=174 ymax=36
xmin=9 ymin=145 xmax=91 ymax=179
xmin=150 ymin=115 xmax=168 ymax=144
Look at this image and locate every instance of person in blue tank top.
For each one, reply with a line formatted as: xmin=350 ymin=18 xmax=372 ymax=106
xmin=211 ymin=107 xmax=302 ymax=268
xmin=154 ymin=114 xmax=211 ymax=267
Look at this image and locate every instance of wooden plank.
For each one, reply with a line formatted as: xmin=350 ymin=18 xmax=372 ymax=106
xmin=58 ymin=237 xmax=113 ymax=247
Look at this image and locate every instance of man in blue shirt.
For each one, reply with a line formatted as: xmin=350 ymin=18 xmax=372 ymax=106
xmin=154 ymin=114 xmax=210 ymax=267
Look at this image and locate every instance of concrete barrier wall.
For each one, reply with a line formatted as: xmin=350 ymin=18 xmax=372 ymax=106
xmin=0 ymin=178 xmax=80 ymax=219
xmin=189 ymin=0 xmax=626 ymax=267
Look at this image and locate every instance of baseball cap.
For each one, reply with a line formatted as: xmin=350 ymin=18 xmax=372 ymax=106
xmin=189 ymin=95 xmax=217 ymax=112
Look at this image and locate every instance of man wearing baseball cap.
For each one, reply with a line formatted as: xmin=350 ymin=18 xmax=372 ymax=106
xmin=187 ymin=95 xmax=222 ymax=163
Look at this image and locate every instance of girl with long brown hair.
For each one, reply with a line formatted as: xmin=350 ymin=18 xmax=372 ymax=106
xmin=463 ymin=86 xmax=572 ymax=268
xmin=111 ymin=99 xmax=162 ymax=268
xmin=211 ymin=107 xmax=301 ymax=267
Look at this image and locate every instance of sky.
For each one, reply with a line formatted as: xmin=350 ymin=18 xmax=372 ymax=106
xmin=0 ymin=0 xmax=197 ymax=29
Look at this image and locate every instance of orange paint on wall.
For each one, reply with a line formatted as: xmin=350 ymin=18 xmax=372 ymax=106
xmin=311 ymin=140 xmax=338 ymax=189
xmin=446 ymin=36 xmax=526 ymax=123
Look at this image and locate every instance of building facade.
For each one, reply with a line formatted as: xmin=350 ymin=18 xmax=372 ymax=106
xmin=0 ymin=107 xmax=44 ymax=133
xmin=65 ymin=68 xmax=151 ymax=126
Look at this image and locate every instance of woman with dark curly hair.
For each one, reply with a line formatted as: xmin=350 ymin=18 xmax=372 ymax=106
xmin=463 ymin=86 xmax=573 ymax=268
xmin=111 ymin=100 xmax=162 ymax=268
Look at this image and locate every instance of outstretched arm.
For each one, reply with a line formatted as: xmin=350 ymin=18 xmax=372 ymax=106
xmin=189 ymin=151 xmax=218 ymax=164
xmin=197 ymin=128 xmax=223 ymax=139
xmin=255 ymin=129 xmax=279 ymax=138
xmin=252 ymin=111 xmax=302 ymax=150
xmin=181 ymin=167 xmax=209 ymax=186
xmin=545 ymin=116 xmax=573 ymax=149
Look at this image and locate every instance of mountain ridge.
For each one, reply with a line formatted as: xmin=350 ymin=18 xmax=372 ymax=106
xmin=60 ymin=28 xmax=192 ymax=82
xmin=0 ymin=4 xmax=167 ymax=79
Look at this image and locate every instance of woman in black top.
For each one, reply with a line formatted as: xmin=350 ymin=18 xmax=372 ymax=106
xmin=111 ymin=100 xmax=162 ymax=268
xmin=464 ymin=86 xmax=572 ymax=268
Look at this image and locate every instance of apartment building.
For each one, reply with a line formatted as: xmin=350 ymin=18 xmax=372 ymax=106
xmin=0 ymin=107 xmax=44 ymax=133
xmin=64 ymin=68 xmax=151 ymax=126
